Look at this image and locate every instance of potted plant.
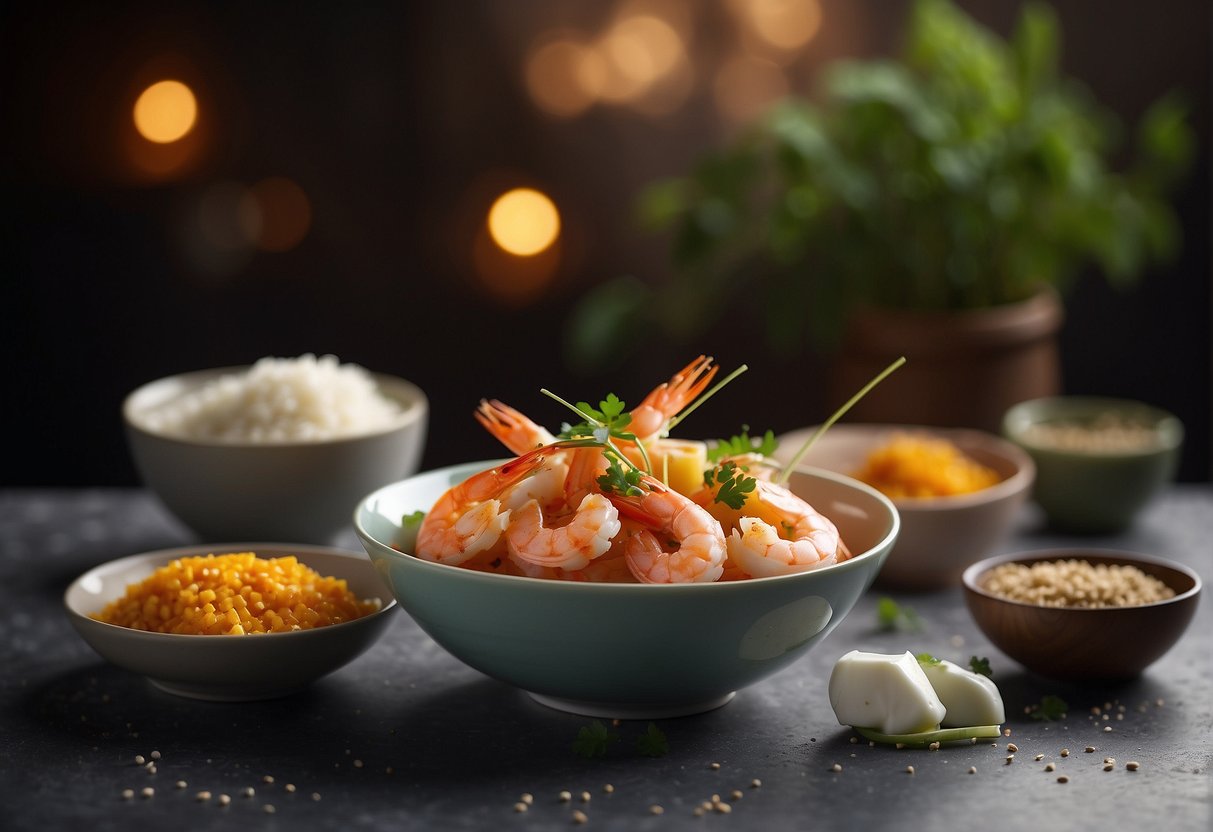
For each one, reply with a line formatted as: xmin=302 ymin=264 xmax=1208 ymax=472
xmin=568 ymin=0 xmax=1193 ymax=431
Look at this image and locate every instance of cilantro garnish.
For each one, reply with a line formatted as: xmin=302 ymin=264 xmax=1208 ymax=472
xmin=401 ymin=510 xmax=425 ymax=528
xmin=572 ymin=720 xmax=620 ymax=758
xmin=636 ymin=723 xmax=669 ymax=758
xmin=597 ymin=450 xmax=645 ymax=497
xmin=706 ymin=425 xmax=778 ymax=463
xmin=704 ymin=460 xmax=757 ymax=510
xmin=546 ymin=388 xmax=652 ymax=473
xmin=915 ymin=653 xmax=941 ymax=666
xmin=1029 ymin=695 xmax=1069 ymax=721
xmin=876 ymin=597 xmax=924 ymax=632
xmin=969 ymin=656 xmax=993 ymax=678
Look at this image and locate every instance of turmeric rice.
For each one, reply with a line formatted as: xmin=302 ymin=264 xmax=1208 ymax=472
xmin=852 ymin=433 xmax=1001 ymax=499
xmin=92 ymin=552 xmax=380 ymax=635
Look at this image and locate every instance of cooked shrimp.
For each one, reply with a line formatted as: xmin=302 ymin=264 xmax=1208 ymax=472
xmin=415 ymin=444 xmax=563 ymax=565
xmin=628 ymin=355 xmax=719 ymax=440
xmin=476 ymin=398 xmax=557 ymax=455
xmin=506 ymin=492 xmax=622 ymax=571
xmin=607 ymin=476 xmax=726 ymax=583
xmin=696 ymin=473 xmax=850 ymax=578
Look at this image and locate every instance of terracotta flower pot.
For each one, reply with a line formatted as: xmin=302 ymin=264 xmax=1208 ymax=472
xmin=829 ymin=288 xmax=1063 ymax=434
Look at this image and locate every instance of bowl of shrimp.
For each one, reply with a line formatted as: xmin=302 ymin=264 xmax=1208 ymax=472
xmin=355 ymin=453 xmax=897 ymax=719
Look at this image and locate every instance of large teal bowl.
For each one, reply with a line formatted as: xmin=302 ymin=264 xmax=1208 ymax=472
xmin=354 ymin=461 xmax=898 ymax=718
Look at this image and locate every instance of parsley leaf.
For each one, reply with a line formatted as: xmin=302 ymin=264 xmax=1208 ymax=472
xmin=915 ymin=653 xmax=941 ymax=666
xmin=876 ymin=597 xmax=924 ymax=632
xmin=636 ymin=723 xmax=669 ymax=758
xmin=1029 ymin=695 xmax=1069 ymax=721
xmin=707 ymin=425 xmax=778 ymax=463
xmin=596 ymin=451 xmax=645 ymax=497
xmin=401 ymin=510 xmax=425 ymax=528
xmin=705 ymin=461 xmax=757 ymax=510
xmin=572 ymin=720 xmax=620 ymax=758
xmin=969 ymin=656 xmax=993 ymax=678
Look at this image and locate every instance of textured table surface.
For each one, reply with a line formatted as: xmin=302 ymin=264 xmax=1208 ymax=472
xmin=2 ymin=487 xmax=1210 ymax=831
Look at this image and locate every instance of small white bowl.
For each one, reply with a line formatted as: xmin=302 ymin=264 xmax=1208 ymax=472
xmin=64 ymin=543 xmax=397 ymax=701
xmin=775 ymin=424 xmax=1034 ymax=590
xmin=124 ymin=366 xmax=428 ymax=543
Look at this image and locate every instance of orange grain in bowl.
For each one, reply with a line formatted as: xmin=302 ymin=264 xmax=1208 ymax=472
xmin=92 ymin=552 xmax=381 ymax=635
xmin=852 ymin=433 xmax=1001 ymax=499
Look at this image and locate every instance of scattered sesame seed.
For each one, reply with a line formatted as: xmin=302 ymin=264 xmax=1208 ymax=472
xmin=711 ymin=794 xmax=722 ymax=804
xmin=650 ymin=805 xmax=665 ymax=815
xmin=850 ymin=736 xmax=859 ymax=744
xmin=700 ymin=801 xmax=713 ymax=811
xmin=831 ymin=764 xmax=843 ymax=773
xmin=714 ymin=802 xmax=732 ymax=814
xmin=150 ymin=750 xmax=161 ymax=760
xmin=121 ymin=789 xmax=134 ymax=800
xmin=141 ymin=787 xmax=154 ymax=799
xmin=580 ymin=791 xmax=591 ymax=803
xmin=263 ymin=775 xmax=275 ymax=784
xmin=906 ymin=766 xmax=915 ymax=775
xmin=1005 ymin=756 xmax=1014 ymax=765
xmin=1007 ymin=743 xmax=1019 ymax=753
xmin=693 ymin=807 xmax=705 ymax=817
xmin=1061 ymin=748 xmax=1071 ymax=757
xmin=1103 ymin=763 xmax=1115 ymax=771
xmin=603 ymin=784 xmax=614 ymax=794
xmin=1034 ymin=754 xmax=1044 ymax=762
xmin=243 ymin=787 xmax=255 ymax=798
xmin=520 ymin=793 xmax=534 ymax=805
xmin=750 ymin=779 xmax=762 ymax=788
xmin=312 ymin=793 xmax=322 ymax=801
xmin=730 ymin=790 xmax=743 ymax=801
xmin=1057 ymin=776 xmax=1069 ymax=784
xmin=285 ymin=784 xmax=296 ymax=793
xmin=218 ymin=795 xmax=231 ymax=807
xmin=196 ymin=791 xmax=211 ymax=802
xmin=1103 ymin=726 xmax=1113 ymax=733
xmin=1117 ymin=714 xmax=1124 ymax=721
xmin=1085 ymin=747 xmax=1096 ymax=754
xmin=559 ymin=790 xmax=572 ymax=802
xmin=1045 ymin=763 xmax=1056 ymax=772
xmin=146 ymin=765 xmax=157 ymax=774
xmin=1091 ymin=706 xmax=1101 ymax=715
xmin=572 ymin=809 xmax=588 ymax=824
xmin=134 ymin=755 xmax=146 ymax=765
xmin=1126 ymin=761 xmax=1140 ymax=771
xmin=896 ymin=743 xmax=907 ymax=750
xmin=263 ymin=804 xmax=276 ymax=814
xmin=710 ymin=762 xmax=721 ymax=770
xmin=928 ymin=742 xmax=941 ymax=752
xmin=1104 ymin=757 xmax=1116 ymax=764
xmin=1003 ymin=729 xmax=1012 ymax=737
xmin=1156 ymin=698 xmax=1165 ymax=707
xmin=967 ymin=767 xmax=977 ymax=775
xmin=513 ymin=802 xmax=528 ymax=813
xmin=353 ymin=760 xmax=364 ymax=768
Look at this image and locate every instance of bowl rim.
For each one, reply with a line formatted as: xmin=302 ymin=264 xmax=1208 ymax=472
xmin=123 ymin=365 xmax=429 ymax=449
xmin=776 ymin=423 xmax=1036 ymax=512
xmin=1002 ymin=395 xmax=1185 ymax=456
xmin=354 ymin=459 xmax=900 ymax=592
xmin=961 ymin=547 xmax=1202 ymax=611
xmin=65 ymin=542 xmax=398 ymax=641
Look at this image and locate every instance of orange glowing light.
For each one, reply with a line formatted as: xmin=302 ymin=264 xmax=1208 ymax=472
xmin=133 ymin=80 xmax=198 ymax=143
xmin=526 ymin=38 xmax=601 ymax=118
xmin=714 ymin=56 xmax=789 ymax=123
xmin=487 ymin=188 xmax=561 ymax=256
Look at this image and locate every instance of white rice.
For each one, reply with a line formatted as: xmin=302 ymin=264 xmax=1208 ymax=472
xmin=141 ymin=354 xmax=403 ymax=442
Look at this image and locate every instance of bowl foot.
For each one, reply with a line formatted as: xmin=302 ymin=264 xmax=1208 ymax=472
xmin=527 ymin=691 xmax=736 ymax=720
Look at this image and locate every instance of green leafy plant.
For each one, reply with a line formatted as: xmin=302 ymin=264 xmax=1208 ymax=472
xmin=636 ymin=723 xmax=670 ymax=758
xmin=1029 ymin=694 xmax=1069 ymax=721
xmin=969 ymin=656 xmax=993 ymax=678
xmin=876 ymin=597 xmax=924 ymax=632
xmin=569 ymin=0 xmax=1193 ymax=365
xmin=573 ymin=720 xmax=621 ymax=758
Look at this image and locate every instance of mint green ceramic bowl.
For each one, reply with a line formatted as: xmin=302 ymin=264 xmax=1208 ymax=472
xmin=1002 ymin=397 xmax=1183 ymax=533
xmin=355 ymin=461 xmax=898 ymax=719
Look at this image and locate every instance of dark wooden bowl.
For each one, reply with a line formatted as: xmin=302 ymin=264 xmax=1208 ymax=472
xmin=962 ymin=549 xmax=1201 ymax=680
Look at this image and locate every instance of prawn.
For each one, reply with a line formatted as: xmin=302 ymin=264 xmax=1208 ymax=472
xmin=628 ymin=355 xmax=719 ymax=441
xmin=506 ymin=492 xmax=621 ymax=571
xmin=606 ymin=475 xmax=726 ymax=583
xmin=475 ymin=399 xmax=557 ymax=455
xmin=695 ymin=468 xmax=850 ymax=578
xmin=415 ymin=443 xmax=567 ymax=566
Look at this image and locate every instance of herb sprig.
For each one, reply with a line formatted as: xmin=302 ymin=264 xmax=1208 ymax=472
xmin=704 ymin=460 xmax=758 ymax=510
xmin=1029 ymin=695 xmax=1069 ymax=721
xmin=706 ymin=425 xmax=778 ymax=463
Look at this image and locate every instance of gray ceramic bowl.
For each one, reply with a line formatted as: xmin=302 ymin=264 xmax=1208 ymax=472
xmin=963 ymin=549 xmax=1201 ymax=680
xmin=1002 ymin=396 xmax=1183 ymax=533
xmin=125 ymin=366 xmax=428 ymax=543
xmin=775 ymin=425 xmax=1034 ymax=590
xmin=354 ymin=461 xmax=898 ymax=719
xmin=64 ymin=543 xmax=397 ymax=700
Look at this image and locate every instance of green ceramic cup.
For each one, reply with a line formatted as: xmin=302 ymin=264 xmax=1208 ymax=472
xmin=355 ymin=461 xmax=898 ymax=719
xmin=1002 ymin=397 xmax=1183 ymax=533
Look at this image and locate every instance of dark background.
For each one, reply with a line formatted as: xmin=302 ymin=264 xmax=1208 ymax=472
xmin=2 ymin=0 xmax=1209 ymax=485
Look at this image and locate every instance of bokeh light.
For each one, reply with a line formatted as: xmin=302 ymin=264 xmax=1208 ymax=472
xmin=714 ymin=55 xmax=789 ymax=123
xmin=730 ymin=0 xmax=823 ymax=62
xmin=244 ymin=177 xmax=312 ymax=252
xmin=132 ymin=80 xmax=198 ymax=143
xmin=525 ymin=38 xmax=602 ymax=118
xmin=487 ymin=188 xmax=561 ymax=256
